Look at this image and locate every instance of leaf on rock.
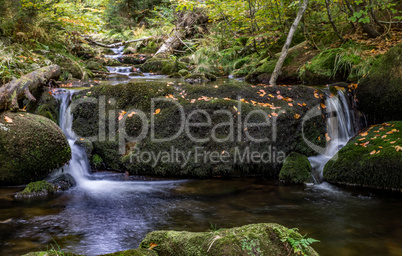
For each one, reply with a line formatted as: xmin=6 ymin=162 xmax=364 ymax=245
xmin=4 ymin=116 xmax=13 ymax=123
xmin=154 ymin=109 xmax=161 ymax=115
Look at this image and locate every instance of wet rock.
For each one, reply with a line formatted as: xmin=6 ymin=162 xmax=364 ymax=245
xmin=0 ymin=112 xmax=71 ymax=185
xmin=25 ymin=87 xmax=60 ymax=124
xmin=324 ymin=121 xmax=402 ymax=191
xmin=279 ymin=152 xmax=312 ymax=184
xmin=139 ymin=223 xmax=319 ymax=256
xmin=141 ymin=58 xmax=187 ymax=75
xmin=15 ymin=180 xmax=55 ymax=198
xmin=129 ymin=72 xmax=145 ymax=76
xmin=184 ymin=73 xmax=209 ymax=83
xmin=70 ymin=81 xmax=327 ymax=178
xmin=356 ymin=43 xmax=402 ymax=124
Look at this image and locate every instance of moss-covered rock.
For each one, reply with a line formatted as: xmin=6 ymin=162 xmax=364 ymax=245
xmin=15 ymin=180 xmax=55 ymax=197
xmin=245 ymin=48 xmax=318 ymax=85
xmin=184 ymin=73 xmax=209 ymax=83
xmin=167 ymin=72 xmax=182 ymax=78
xmin=0 ymin=112 xmax=71 ymax=185
xmin=279 ymin=152 xmax=312 ymax=184
xmin=323 ymin=121 xmax=402 ymax=190
xmin=178 ymin=69 xmax=190 ymax=77
xmin=141 ymin=58 xmax=187 ymax=75
xmin=356 ymin=44 xmax=402 ymax=124
xmin=139 ymin=223 xmax=319 ymax=256
xmin=25 ymin=87 xmax=60 ymax=124
xmin=70 ymin=81 xmax=327 ymax=177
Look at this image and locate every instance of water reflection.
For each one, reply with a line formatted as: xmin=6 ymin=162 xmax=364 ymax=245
xmin=1 ymin=177 xmax=401 ymax=256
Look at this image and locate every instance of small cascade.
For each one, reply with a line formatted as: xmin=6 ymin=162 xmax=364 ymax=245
xmin=54 ymin=90 xmax=92 ymax=185
xmin=308 ymin=89 xmax=358 ymax=183
xmin=106 ymin=66 xmax=134 ymax=75
xmin=104 ymin=46 xmax=124 ymax=60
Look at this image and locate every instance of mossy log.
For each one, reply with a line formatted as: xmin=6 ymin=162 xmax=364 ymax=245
xmin=0 ymin=64 xmax=61 ymax=111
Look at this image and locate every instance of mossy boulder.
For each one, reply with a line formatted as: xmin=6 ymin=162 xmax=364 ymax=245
xmin=184 ymin=73 xmax=209 ymax=83
xmin=70 ymin=81 xmax=327 ymax=177
xmin=0 ymin=112 xmax=71 ymax=185
xmin=139 ymin=223 xmax=319 ymax=256
xmin=356 ymin=44 xmax=402 ymax=124
xmin=279 ymin=152 xmax=312 ymax=184
xmin=15 ymin=180 xmax=55 ymax=198
xmin=141 ymin=58 xmax=187 ymax=75
xmin=323 ymin=121 xmax=402 ymax=190
xmin=178 ymin=69 xmax=190 ymax=77
xmin=246 ymin=44 xmax=318 ymax=85
xmin=25 ymin=87 xmax=60 ymax=124
xmin=167 ymin=72 xmax=182 ymax=78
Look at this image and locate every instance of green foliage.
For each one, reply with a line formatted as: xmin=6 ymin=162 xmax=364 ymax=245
xmin=92 ymin=154 xmax=103 ymax=169
xmin=299 ymin=42 xmax=376 ymax=82
xmin=273 ymin=227 xmax=320 ymax=256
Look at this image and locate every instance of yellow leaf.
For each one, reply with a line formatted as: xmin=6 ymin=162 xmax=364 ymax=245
xmin=360 ymin=132 xmax=368 ymax=136
xmin=370 ymin=150 xmax=376 ymax=155
xmin=4 ymin=116 xmax=13 ymax=123
xmin=395 ymin=146 xmax=402 ymax=152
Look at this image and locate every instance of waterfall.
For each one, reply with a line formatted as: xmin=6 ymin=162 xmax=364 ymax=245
xmin=53 ymin=89 xmax=182 ymax=194
xmin=54 ymin=90 xmax=92 ymax=185
xmin=308 ymin=89 xmax=357 ymax=183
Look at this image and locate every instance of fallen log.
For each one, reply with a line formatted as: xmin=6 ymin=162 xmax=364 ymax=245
xmin=155 ymin=11 xmax=208 ymax=57
xmin=0 ymin=65 xmax=61 ymax=111
xmin=86 ymin=36 xmax=154 ymax=48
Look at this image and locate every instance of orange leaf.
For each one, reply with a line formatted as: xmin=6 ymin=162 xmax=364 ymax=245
xmin=320 ymin=103 xmax=326 ymax=109
xmin=390 ymin=141 xmax=396 ymax=144
xmin=294 ymin=113 xmax=300 ymax=119
xmin=277 ymin=95 xmax=283 ymax=100
xmin=4 ymin=116 xmax=13 ymax=123
xmin=154 ymin=109 xmax=161 ymax=115
xmin=149 ymin=243 xmax=157 ymax=250
xmin=360 ymin=132 xmax=368 ymax=136
xmin=271 ymin=112 xmax=278 ymax=117
xmin=325 ymin=133 xmax=331 ymax=142
xmin=288 ymin=103 xmax=293 ymax=107
xmin=370 ymin=150 xmax=376 ymax=155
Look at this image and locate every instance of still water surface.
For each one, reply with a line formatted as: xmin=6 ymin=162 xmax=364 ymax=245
xmin=0 ymin=173 xmax=401 ymax=256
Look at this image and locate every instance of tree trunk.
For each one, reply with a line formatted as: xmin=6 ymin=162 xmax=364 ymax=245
xmin=154 ymin=11 xmax=208 ymax=58
xmin=269 ymin=0 xmax=309 ymax=86
xmin=0 ymin=65 xmax=61 ymax=111
xmin=325 ymin=0 xmax=344 ymax=41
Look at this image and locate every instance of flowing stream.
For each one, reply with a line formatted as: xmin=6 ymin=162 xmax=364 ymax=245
xmin=309 ymin=89 xmax=357 ymax=183
xmin=0 ymin=49 xmax=401 ymax=256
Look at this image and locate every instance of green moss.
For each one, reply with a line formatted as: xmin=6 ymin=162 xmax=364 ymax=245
xmin=71 ymin=81 xmax=326 ymax=177
xmin=141 ymin=58 xmax=187 ymax=75
xmin=139 ymin=223 xmax=319 ymax=256
xmin=25 ymin=87 xmax=59 ymax=124
xmin=0 ymin=112 xmax=71 ymax=185
xmin=17 ymin=180 xmax=55 ymax=197
xmin=91 ymin=154 xmax=103 ymax=169
xmin=178 ymin=69 xmax=190 ymax=77
xmin=279 ymin=152 xmax=312 ymax=184
xmin=323 ymin=121 xmax=402 ymax=190
xmin=356 ymin=43 xmax=402 ymax=124
xmin=300 ymin=42 xmax=376 ymax=84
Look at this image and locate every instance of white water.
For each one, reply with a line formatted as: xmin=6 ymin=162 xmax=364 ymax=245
xmin=309 ymin=89 xmax=357 ymax=183
xmin=54 ymin=89 xmax=183 ymax=195
xmin=104 ymin=46 xmax=124 ymax=59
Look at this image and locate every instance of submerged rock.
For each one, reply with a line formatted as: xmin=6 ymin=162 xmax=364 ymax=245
xmin=279 ymin=152 xmax=312 ymax=184
xmin=324 ymin=121 xmax=402 ymax=190
xmin=356 ymin=43 xmax=402 ymax=124
xmin=139 ymin=223 xmax=319 ymax=256
xmin=0 ymin=112 xmax=71 ymax=185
